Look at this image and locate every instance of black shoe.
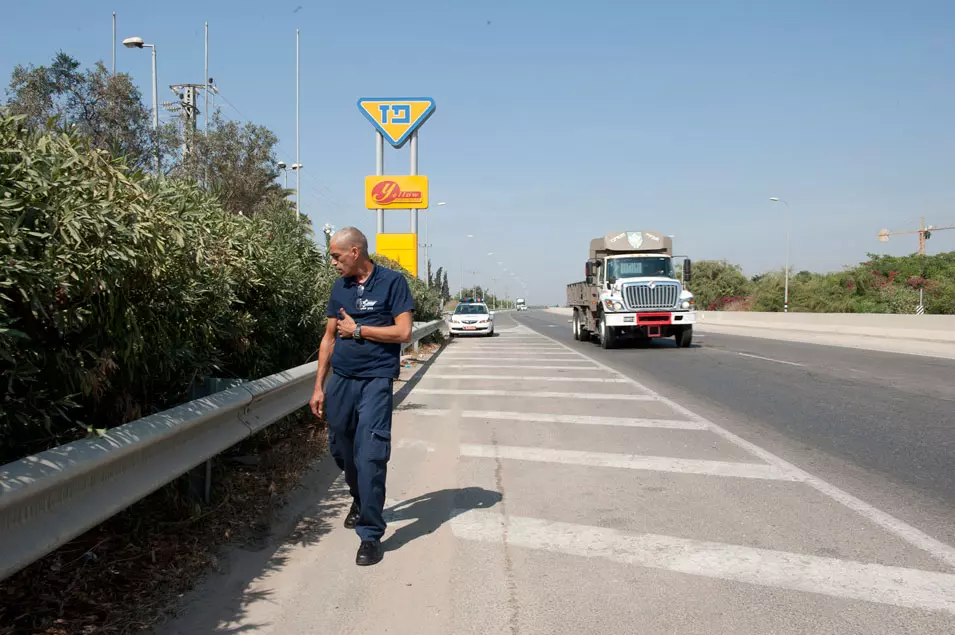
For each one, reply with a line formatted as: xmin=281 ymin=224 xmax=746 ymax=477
xmin=356 ymin=540 xmax=383 ymax=566
xmin=343 ymin=501 xmax=360 ymax=529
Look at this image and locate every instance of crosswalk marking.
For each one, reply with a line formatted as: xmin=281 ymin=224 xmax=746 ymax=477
xmin=407 ymin=409 xmax=707 ymax=430
xmin=450 ymin=510 xmax=955 ymax=616
xmin=460 ymin=444 xmax=798 ymax=480
xmin=523 ymin=324 xmax=955 ymax=569
xmin=433 ymin=364 xmax=600 ymax=370
xmin=412 ymin=389 xmax=655 ymax=401
xmin=421 ymin=375 xmax=629 ymax=383
xmin=441 ymin=353 xmax=578 ymax=362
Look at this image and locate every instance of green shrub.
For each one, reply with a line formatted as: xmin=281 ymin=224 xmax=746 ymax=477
xmin=0 ymin=115 xmax=327 ymax=461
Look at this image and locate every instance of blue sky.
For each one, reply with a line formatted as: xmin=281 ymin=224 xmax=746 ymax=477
xmin=3 ymin=0 xmax=955 ymax=304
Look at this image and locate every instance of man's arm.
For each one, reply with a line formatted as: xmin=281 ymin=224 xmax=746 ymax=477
xmin=337 ymin=309 xmax=412 ymax=344
xmin=310 ymin=317 xmax=337 ymax=419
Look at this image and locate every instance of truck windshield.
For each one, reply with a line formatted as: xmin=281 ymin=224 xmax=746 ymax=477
xmin=606 ymin=257 xmax=674 ymax=281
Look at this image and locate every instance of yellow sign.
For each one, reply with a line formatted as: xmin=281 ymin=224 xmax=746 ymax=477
xmin=376 ymin=233 xmax=418 ymax=277
xmin=365 ymin=175 xmax=429 ymax=210
xmin=357 ymin=98 xmax=435 ymax=147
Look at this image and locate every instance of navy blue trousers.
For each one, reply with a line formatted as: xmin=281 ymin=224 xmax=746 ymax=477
xmin=325 ymin=373 xmax=393 ymax=542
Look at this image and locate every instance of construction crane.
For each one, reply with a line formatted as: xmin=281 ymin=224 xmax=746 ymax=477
xmin=877 ymin=216 xmax=955 ymax=256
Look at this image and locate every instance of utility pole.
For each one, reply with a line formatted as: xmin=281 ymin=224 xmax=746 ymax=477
xmin=295 ymin=28 xmax=301 ymax=217
xmin=166 ymin=84 xmax=204 ymax=178
xmin=112 ymin=13 xmax=116 ymax=75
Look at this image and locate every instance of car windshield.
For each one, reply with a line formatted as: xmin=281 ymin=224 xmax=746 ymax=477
xmin=606 ymin=257 xmax=674 ymax=281
xmin=455 ymin=304 xmax=489 ymax=315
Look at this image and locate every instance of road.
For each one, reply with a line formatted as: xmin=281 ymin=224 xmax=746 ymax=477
xmin=159 ymin=311 xmax=955 ymax=634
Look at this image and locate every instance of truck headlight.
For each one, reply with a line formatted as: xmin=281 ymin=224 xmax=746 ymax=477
xmin=603 ymin=299 xmax=624 ymax=312
xmin=681 ymin=298 xmax=695 ymax=309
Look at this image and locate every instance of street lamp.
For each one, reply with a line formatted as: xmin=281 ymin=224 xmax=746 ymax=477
xmin=421 ymin=201 xmax=446 ymax=286
xmin=460 ymin=234 xmax=474 ymax=294
xmin=123 ymin=36 xmax=158 ymax=171
xmin=769 ymin=197 xmax=791 ymax=312
xmin=277 ymin=162 xmax=301 ymax=190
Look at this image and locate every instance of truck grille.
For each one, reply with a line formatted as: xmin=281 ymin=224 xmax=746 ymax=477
xmin=622 ymin=282 xmax=680 ymax=310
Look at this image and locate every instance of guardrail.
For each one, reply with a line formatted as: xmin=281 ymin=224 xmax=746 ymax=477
xmin=0 ymin=319 xmax=444 ymax=582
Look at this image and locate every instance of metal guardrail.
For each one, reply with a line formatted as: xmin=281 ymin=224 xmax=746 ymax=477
xmin=0 ymin=319 xmax=444 ymax=581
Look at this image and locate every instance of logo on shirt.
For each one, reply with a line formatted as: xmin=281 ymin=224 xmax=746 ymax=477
xmin=357 ymin=298 xmax=378 ymax=312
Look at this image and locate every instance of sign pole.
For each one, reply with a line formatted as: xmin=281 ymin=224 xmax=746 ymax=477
xmin=410 ymin=130 xmax=418 ymax=235
xmin=376 ymin=131 xmax=384 ymax=234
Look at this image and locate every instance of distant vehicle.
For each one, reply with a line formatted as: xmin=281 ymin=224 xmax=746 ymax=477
xmin=516 ymin=297 xmax=527 ymax=311
xmin=449 ymin=301 xmax=494 ymax=337
xmin=567 ymin=230 xmax=695 ymax=349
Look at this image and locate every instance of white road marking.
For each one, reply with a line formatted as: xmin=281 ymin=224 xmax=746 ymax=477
xmin=395 ymin=438 xmax=437 ymax=452
xmin=527 ymin=325 xmax=955 ymax=568
xmin=450 ymin=510 xmax=955 ymax=616
xmin=437 ymin=357 xmax=584 ymax=362
xmin=414 ymin=389 xmax=655 ymax=401
xmin=737 ymin=352 xmax=805 ymax=367
xmin=442 ymin=351 xmax=580 ymax=357
xmin=449 ymin=347 xmax=568 ymax=352
xmin=422 ymin=374 xmax=628 ymax=383
xmin=460 ymin=444 xmax=797 ymax=480
xmin=435 ymin=364 xmax=600 ymax=370
xmin=409 ymin=409 xmax=707 ymax=430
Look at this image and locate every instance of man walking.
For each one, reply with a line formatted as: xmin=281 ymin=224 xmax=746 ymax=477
xmin=310 ymin=227 xmax=414 ymax=566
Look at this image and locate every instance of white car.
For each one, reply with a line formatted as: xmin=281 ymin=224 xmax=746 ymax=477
xmin=449 ymin=302 xmax=495 ymax=337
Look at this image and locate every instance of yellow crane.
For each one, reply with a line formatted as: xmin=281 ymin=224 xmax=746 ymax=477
xmin=877 ymin=216 xmax=955 ymax=313
xmin=877 ymin=216 xmax=955 ymax=256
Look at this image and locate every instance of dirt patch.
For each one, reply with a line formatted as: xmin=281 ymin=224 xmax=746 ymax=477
xmin=0 ymin=410 xmax=328 ymax=635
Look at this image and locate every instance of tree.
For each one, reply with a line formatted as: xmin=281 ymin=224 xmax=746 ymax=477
xmin=176 ymin=111 xmax=284 ymax=216
xmin=688 ymin=260 xmax=751 ymax=310
xmin=442 ymin=271 xmax=450 ymax=299
xmin=433 ymin=266 xmax=443 ymax=296
xmin=4 ymin=52 xmax=176 ymax=172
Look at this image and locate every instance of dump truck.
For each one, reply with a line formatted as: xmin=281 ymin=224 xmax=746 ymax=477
xmin=516 ymin=297 xmax=527 ymax=311
xmin=566 ymin=231 xmax=695 ymax=349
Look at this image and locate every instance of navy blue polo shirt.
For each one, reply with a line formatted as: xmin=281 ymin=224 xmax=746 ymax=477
xmin=326 ymin=263 xmax=414 ymax=379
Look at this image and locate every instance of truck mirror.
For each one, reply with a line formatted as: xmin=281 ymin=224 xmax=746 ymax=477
xmin=683 ymin=258 xmax=692 ymax=283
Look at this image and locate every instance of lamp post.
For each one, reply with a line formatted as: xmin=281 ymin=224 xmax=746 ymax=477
xmin=460 ymin=234 xmax=473 ymax=295
xmin=422 ymin=201 xmax=445 ymax=286
xmin=122 ymin=36 xmax=158 ymax=171
xmin=769 ymin=197 xmax=791 ymax=312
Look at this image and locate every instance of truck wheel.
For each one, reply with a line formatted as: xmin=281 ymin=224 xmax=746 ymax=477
xmin=676 ymin=326 xmax=693 ymax=348
xmin=599 ymin=315 xmax=616 ymax=349
xmin=574 ymin=311 xmax=590 ymax=341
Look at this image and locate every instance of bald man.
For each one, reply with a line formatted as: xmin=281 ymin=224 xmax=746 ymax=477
xmin=310 ymin=227 xmax=414 ymax=566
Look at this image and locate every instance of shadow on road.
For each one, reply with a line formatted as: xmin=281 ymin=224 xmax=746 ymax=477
xmin=382 ymin=487 xmax=502 ymax=553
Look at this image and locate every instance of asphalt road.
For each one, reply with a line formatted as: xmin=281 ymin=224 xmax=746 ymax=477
xmin=158 ymin=310 xmax=955 ymax=634
xmin=518 ymin=310 xmax=955 ymax=538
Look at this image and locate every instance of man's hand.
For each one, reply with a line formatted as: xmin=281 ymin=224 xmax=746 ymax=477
xmin=310 ymin=388 xmax=325 ymax=419
xmin=337 ymin=308 xmax=357 ymax=338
